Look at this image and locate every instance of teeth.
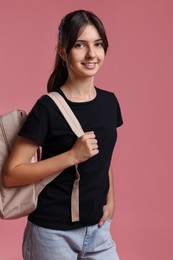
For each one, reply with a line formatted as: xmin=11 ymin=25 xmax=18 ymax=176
xmin=83 ymin=62 xmax=96 ymax=68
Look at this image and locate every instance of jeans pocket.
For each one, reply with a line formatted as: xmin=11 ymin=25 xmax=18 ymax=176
xmin=106 ymin=218 xmax=112 ymax=224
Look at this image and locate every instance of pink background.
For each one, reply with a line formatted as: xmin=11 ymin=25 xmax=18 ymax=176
xmin=0 ymin=1 xmax=172 ymax=259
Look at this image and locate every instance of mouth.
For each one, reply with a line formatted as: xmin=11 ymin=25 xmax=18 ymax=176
xmin=81 ymin=62 xmax=98 ymax=69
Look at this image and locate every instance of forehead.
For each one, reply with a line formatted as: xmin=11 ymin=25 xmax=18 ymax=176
xmin=77 ymin=24 xmax=101 ymax=41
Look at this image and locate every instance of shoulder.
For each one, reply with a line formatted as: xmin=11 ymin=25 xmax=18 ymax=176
xmin=96 ymin=87 xmax=114 ymax=96
xmin=96 ymin=87 xmax=120 ymax=104
xmin=36 ymin=94 xmax=55 ymax=108
xmin=32 ymin=94 xmax=61 ymax=114
xmin=96 ymin=87 xmax=123 ymax=127
xmin=25 ymin=94 xmax=62 ymax=125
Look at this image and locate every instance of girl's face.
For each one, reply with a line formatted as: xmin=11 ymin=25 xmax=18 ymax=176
xmin=67 ymin=24 xmax=105 ymax=80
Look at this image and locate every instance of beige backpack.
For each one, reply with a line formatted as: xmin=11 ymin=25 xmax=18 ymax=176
xmin=0 ymin=92 xmax=83 ymax=221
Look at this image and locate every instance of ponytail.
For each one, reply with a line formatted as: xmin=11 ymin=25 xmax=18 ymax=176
xmin=47 ymin=52 xmax=68 ymax=93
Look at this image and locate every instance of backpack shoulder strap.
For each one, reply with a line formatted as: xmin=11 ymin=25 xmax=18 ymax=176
xmin=47 ymin=92 xmax=84 ymax=137
xmin=45 ymin=91 xmax=83 ymax=221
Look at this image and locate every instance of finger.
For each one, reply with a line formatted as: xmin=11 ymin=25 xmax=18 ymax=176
xmin=85 ymin=138 xmax=98 ymax=148
xmin=84 ymin=131 xmax=96 ymax=139
xmin=91 ymin=148 xmax=99 ymax=156
xmin=91 ymin=139 xmax=98 ymax=144
xmin=85 ymin=131 xmax=95 ymax=135
xmin=91 ymin=144 xmax=99 ymax=151
xmin=98 ymin=209 xmax=109 ymax=227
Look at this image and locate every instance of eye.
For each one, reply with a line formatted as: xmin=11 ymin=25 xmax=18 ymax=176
xmin=74 ymin=42 xmax=85 ymax=48
xmin=95 ymin=41 xmax=103 ymax=47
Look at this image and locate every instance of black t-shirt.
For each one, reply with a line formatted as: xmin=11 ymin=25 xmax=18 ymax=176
xmin=19 ymin=87 xmax=123 ymax=230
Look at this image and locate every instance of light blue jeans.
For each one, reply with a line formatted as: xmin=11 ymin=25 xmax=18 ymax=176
xmin=22 ymin=220 xmax=120 ymax=260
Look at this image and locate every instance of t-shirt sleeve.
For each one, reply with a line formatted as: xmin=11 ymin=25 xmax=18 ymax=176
xmin=113 ymin=94 xmax=123 ymax=128
xmin=19 ymin=97 xmax=50 ymax=146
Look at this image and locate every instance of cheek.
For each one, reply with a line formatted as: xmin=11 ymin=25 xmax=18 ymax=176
xmin=99 ymin=48 xmax=105 ymax=58
xmin=68 ymin=52 xmax=81 ymax=67
xmin=99 ymin=52 xmax=105 ymax=63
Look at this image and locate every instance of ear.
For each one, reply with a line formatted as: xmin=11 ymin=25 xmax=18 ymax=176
xmin=58 ymin=45 xmax=67 ymax=61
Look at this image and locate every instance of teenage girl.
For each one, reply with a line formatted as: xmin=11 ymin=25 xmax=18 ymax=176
xmin=3 ymin=10 xmax=123 ymax=260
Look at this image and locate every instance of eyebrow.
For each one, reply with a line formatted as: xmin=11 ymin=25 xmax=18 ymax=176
xmin=75 ymin=39 xmax=103 ymax=43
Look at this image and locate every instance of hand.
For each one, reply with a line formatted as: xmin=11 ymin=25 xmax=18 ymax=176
xmin=71 ymin=131 xmax=99 ymax=164
xmin=98 ymin=204 xmax=114 ymax=227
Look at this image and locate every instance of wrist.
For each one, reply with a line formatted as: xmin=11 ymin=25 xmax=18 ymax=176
xmin=104 ymin=203 xmax=115 ymax=218
xmin=66 ymin=149 xmax=79 ymax=166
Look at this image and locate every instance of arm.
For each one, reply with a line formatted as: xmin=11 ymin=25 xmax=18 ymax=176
xmin=3 ymin=132 xmax=98 ymax=187
xmin=98 ymin=165 xmax=115 ymax=226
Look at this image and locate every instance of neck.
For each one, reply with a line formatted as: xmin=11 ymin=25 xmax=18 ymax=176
xmin=61 ymin=77 xmax=96 ymax=102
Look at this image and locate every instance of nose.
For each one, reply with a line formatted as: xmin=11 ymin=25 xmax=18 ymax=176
xmin=86 ymin=45 xmax=96 ymax=59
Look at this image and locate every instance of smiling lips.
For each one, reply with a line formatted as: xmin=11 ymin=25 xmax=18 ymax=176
xmin=81 ymin=62 xmax=98 ymax=69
